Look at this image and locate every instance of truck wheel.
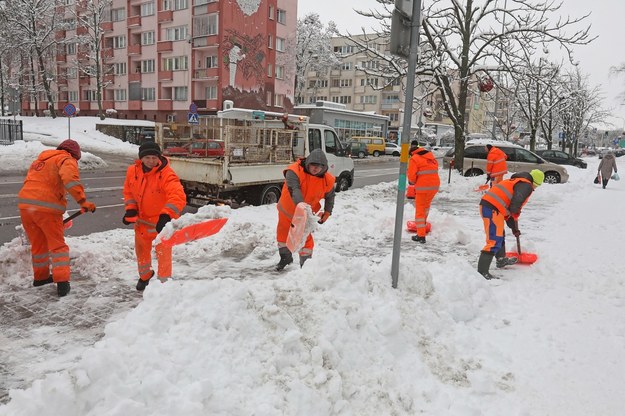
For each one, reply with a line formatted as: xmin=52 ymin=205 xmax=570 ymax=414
xmin=257 ymin=184 xmax=281 ymax=205
xmin=335 ymin=174 xmax=351 ymax=192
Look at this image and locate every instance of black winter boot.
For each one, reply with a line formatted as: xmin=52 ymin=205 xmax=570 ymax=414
xmin=33 ymin=275 xmax=54 ymax=287
xmin=411 ymin=235 xmax=426 ymax=243
xmin=57 ymin=281 xmax=71 ymax=297
xmin=276 ymin=247 xmax=293 ymax=271
xmin=496 ymin=256 xmax=518 ymax=268
xmin=478 ymin=251 xmax=498 ymax=280
xmin=136 ymin=271 xmax=154 ymax=291
xmin=299 ymin=255 xmax=311 ymax=268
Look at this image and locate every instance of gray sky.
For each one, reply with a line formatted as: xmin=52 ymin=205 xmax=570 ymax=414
xmin=298 ymin=0 xmax=625 ymax=129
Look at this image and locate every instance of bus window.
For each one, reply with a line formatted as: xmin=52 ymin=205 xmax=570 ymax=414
xmin=308 ymin=128 xmax=322 ymax=151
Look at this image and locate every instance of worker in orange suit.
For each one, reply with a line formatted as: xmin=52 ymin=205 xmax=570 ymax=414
xmin=407 ymin=145 xmax=440 ymax=244
xmin=17 ymin=139 xmax=96 ymax=297
xmin=486 ymin=144 xmax=508 ymax=184
xmin=276 ymin=149 xmax=335 ymax=271
xmin=122 ymin=142 xmax=186 ymax=291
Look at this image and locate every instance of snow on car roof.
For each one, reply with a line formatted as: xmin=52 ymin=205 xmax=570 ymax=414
xmin=465 ymin=138 xmax=523 ymax=148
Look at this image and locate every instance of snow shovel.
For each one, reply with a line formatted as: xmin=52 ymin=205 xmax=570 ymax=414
xmin=286 ymin=202 xmax=317 ymax=253
xmin=159 ymin=218 xmax=228 ymax=248
xmin=506 ymin=234 xmax=538 ymax=265
xmin=473 ymin=178 xmax=490 ymax=192
xmin=406 ymin=221 xmax=432 ymax=234
xmin=63 ymin=209 xmax=84 ymax=230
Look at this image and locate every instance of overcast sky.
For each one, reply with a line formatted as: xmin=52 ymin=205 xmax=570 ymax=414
xmin=297 ymin=0 xmax=625 ymax=130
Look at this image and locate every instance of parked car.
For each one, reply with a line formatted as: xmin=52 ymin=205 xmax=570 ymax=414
xmin=350 ymin=136 xmax=386 ymax=157
xmin=535 ymin=149 xmax=587 ymax=169
xmin=346 ymin=141 xmax=368 ymax=159
xmin=162 ymin=142 xmax=191 ymax=157
xmin=385 ymin=142 xmax=401 ymax=156
xmin=187 ymin=140 xmax=225 ymax=157
xmin=442 ymin=140 xmax=569 ymax=183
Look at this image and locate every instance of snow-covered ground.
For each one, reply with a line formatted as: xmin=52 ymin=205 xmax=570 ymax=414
xmin=1 ymin=116 xmax=624 ymax=415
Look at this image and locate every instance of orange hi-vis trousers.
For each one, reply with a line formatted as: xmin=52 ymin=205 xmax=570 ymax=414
xmin=135 ymin=221 xmax=172 ymax=282
xmin=414 ymin=190 xmax=437 ymax=238
xmin=480 ymin=204 xmax=505 ymax=254
xmin=276 ymin=211 xmax=314 ymax=258
xmin=20 ymin=209 xmax=71 ymax=283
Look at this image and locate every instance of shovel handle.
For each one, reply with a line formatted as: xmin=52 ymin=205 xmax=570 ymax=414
xmin=63 ymin=209 xmax=84 ymax=224
xmin=516 ymin=234 xmax=522 ymax=255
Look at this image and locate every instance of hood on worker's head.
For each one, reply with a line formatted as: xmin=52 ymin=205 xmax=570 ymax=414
xmin=304 ymin=149 xmax=328 ymax=176
xmin=57 ymin=139 xmax=81 ymax=160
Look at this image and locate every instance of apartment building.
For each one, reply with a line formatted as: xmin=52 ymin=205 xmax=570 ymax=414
xmin=300 ymin=34 xmax=493 ymax=140
xmin=23 ymin=0 xmax=296 ymax=121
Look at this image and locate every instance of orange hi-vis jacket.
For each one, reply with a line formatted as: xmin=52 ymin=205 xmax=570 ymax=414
xmin=407 ymin=149 xmax=440 ymax=192
xmin=18 ymin=149 xmax=87 ymax=213
xmin=486 ymin=147 xmax=508 ymax=178
xmin=123 ymin=158 xmax=186 ymax=229
xmin=277 ymin=160 xmax=335 ymax=218
xmin=481 ymin=177 xmax=532 ymax=217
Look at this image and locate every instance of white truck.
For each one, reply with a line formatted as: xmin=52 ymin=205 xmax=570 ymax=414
xmin=155 ymin=108 xmax=355 ymax=207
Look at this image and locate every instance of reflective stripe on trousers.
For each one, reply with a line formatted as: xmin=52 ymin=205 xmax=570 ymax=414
xmin=134 ymin=222 xmax=172 ymax=281
xmin=414 ymin=190 xmax=437 ymax=238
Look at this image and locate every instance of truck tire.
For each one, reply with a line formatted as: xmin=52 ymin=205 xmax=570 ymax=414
xmin=256 ymin=184 xmax=282 ymax=205
xmin=335 ymin=173 xmax=351 ymax=193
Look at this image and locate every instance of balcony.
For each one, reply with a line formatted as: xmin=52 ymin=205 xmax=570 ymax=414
xmin=158 ymin=99 xmax=173 ymax=111
xmin=57 ymin=78 xmax=68 ymax=85
xmin=128 ymin=44 xmax=142 ymax=55
xmin=100 ymin=21 xmax=113 ymax=32
xmin=127 ymin=15 xmax=141 ymax=27
xmin=158 ymin=10 xmax=173 ymax=22
xmin=157 ymin=41 xmax=173 ymax=52
xmin=103 ymin=74 xmax=115 ymax=83
xmin=158 ymin=70 xmax=173 ymax=80
xmin=193 ymin=68 xmax=218 ymax=80
xmin=78 ymin=101 xmax=91 ymax=111
xmin=128 ymin=100 xmax=142 ymax=111
xmin=102 ymin=100 xmax=114 ymax=109
xmin=128 ymin=72 xmax=142 ymax=83
xmin=56 ymin=54 xmax=66 ymax=63
xmin=101 ymin=48 xmax=114 ymax=60
xmin=79 ymin=76 xmax=91 ymax=87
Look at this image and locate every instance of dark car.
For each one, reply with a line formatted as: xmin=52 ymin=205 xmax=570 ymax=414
xmin=535 ymin=149 xmax=587 ymax=169
xmin=346 ymin=141 xmax=368 ymax=159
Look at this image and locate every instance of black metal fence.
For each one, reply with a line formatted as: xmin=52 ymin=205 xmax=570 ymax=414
xmin=0 ymin=119 xmax=23 ymax=145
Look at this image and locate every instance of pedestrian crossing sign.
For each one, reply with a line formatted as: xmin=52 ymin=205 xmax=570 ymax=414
xmin=188 ymin=112 xmax=199 ymax=124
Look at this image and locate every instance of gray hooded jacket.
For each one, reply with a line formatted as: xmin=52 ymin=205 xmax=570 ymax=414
xmin=284 ymin=149 xmax=335 ymax=213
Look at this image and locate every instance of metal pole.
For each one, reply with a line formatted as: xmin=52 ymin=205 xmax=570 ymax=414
xmin=490 ymin=0 xmax=507 ymax=140
xmin=391 ymin=0 xmax=423 ymax=289
xmin=68 ymin=116 xmax=71 ymax=139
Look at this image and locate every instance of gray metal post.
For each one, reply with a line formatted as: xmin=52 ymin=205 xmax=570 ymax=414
xmin=391 ymin=0 xmax=423 ymax=289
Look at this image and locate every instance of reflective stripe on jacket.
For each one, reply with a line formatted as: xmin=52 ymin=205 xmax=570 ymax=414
xmin=481 ymin=177 xmax=531 ymax=217
xmin=123 ymin=157 xmax=186 ymax=225
xmin=277 ymin=160 xmax=335 ymax=218
xmin=407 ymin=149 xmax=440 ymax=192
xmin=17 ymin=150 xmax=86 ymax=213
xmin=486 ymin=147 xmax=508 ymax=178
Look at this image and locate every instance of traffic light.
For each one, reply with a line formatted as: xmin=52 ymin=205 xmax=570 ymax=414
xmin=390 ymin=0 xmax=416 ymax=59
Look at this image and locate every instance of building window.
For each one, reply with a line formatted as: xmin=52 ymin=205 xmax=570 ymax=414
xmin=173 ymin=86 xmax=188 ymax=100
xmin=274 ymin=93 xmax=284 ymax=107
xmin=308 ymin=79 xmax=328 ymax=88
xmin=193 ymin=13 xmax=218 ymax=36
xmin=275 ymin=65 xmax=284 ymax=79
xmin=163 ymin=56 xmax=188 ymax=71
xmin=111 ymin=8 xmax=126 ymax=21
xmin=340 ymin=62 xmax=352 ymax=70
xmin=276 ymin=9 xmax=286 ymax=24
xmin=163 ymin=0 xmax=187 ymax=10
xmin=141 ymin=2 xmax=155 ymax=16
xmin=141 ymin=59 xmax=155 ymax=73
xmin=267 ymin=63 xmax=272 ymax=77
xmin=63 ymin=18 xmax=76 ymax=30
xmin=141 ymin=31 xmax=155 ymax=45
xmin=84 ymin=90 xmax=97 ymax=101
xmin=331 ymin=96 xmax=351 ymax=104
xmin=114 ymin=62 xmax=127 ymax=75
xmin=114 ymin=89 xmax=127 ymax=101
xmin=268 ymin=5 xmax=274 ymax=20
xmin=141 ymin=88 xmax=155 ymax=101
xmin=165 ymin=25 xmax=188 ymax=41
xmin=205 ymin=85 xmax=217 ymax=100
xmin=333 ymin=45 xmax=354 ymax=55
xmin=66 ymin=43 xmax=76 ymax=54
xmin=67 ymin=67 xmax=77 ymax=79
xmin=359 ymin=95 xmax=377 ymax=104
xmin=276 ymin=37 xmax=285 ymax=52
xmin=113 ymin=35 xmax=126 ymax=49
xmin=68 ymin=91 xmax=78 ymax=102
xmin=382 ymin=94 xmax=400 ymax=104
xmin=205 ymin=55 xmax=218 ymax=68
xmin=268 ymin=34 xmax=273 ymax=49
xmin=266 ymin=91 xmax=272 ymax=106
xmin=340 ymin=79 xmax=352 ymax=87
xmin=388 ymin=112 xmax=399 ymax=122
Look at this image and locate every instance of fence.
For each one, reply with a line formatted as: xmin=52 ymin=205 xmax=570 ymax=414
xmin=0 ymin=119 xmax=23 ymax=145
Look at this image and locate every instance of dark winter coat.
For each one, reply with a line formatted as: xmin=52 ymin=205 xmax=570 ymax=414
xmin=598 ymin=153 xmax=618 ymax=179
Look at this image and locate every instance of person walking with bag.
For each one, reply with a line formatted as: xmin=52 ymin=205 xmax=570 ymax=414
xmin=17 ymin=139 xmax=96 ymax=297
xmin=407 ymin=144 xmax=440 ymax=243
xmin=122 ymin=142 xmax=186 ymax=291
xmin=598 ymin=151 xmax=618 ymax=189
xmin=477 ymin=169 xmax=544 ymax=280
xmin=275 ymin=149 xmax=335 ymax=271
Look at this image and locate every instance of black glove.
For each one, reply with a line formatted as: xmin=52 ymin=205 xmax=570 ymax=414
xmin=486 ymin=174 xmax=492 ymax=182
xmin=155 ymin=214 xmax=171 ymax=233
xmin=122 ymin=209 xmax=138 ymax=225
xmin=505 ymin=216 xmax=517 ymax=230
xmin=512 ymin=229 xmax=521 ymax=237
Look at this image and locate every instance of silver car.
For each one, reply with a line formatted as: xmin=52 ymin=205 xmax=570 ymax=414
xmin=442 ymin=141 xmax=569 ymax=183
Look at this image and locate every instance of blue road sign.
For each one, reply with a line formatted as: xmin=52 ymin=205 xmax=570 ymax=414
xmin=64 ymin=103 xmax=76 ymax=117
xmin=189 ymin=102 xmax=198 ymax=113
xmin=188 ymin=112 xmax=199 ymax=124
xmin=558 ymin=131 xmax=565 ymax=139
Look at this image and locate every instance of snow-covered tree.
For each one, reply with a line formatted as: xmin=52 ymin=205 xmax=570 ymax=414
xmin=351 ymin=0 xmax=593 ymax=170
xmin=295 ymin=13 xmax=339 ymax=104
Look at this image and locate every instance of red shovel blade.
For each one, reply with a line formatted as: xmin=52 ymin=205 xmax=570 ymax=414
xmin=474 ymin=184 xmax=489 ymax=192
xmin=160 ymin=218 xmax=228 ymax=248
xmin=64 ymin=220 xmax=73 ymax=230
xmin=406 ymin=221 xmax=432 ymax=234
xmin=506 ymin=251 xmax=538 ymax=265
